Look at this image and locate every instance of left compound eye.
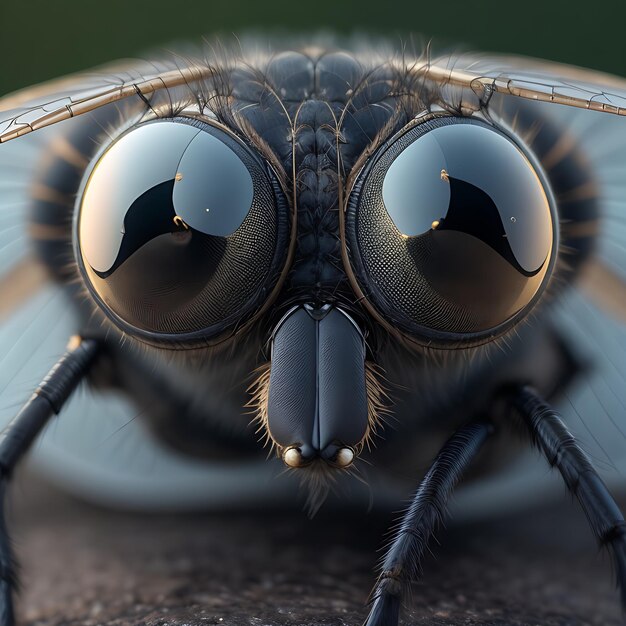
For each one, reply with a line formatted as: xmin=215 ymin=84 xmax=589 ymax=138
xmin=76 ymin=117 xmax=288 ymax=340
xmin=346 ymin=116 xmax=557 ymax=345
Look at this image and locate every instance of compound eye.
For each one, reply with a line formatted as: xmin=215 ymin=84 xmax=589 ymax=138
xmin=347 ymin=117 xmax=557 ymax=344
xmin=77 ymin=118 xmax=287 ymax=339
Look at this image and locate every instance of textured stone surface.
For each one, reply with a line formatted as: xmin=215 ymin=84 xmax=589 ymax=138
xmin=8 ymin=470 xmax=624 ymax=626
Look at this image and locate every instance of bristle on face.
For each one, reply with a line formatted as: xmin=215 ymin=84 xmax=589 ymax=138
xmin=363 ymin=361 xmax=393 ymax=451
xmin=245 ymin=361 xmax=274 ymax=453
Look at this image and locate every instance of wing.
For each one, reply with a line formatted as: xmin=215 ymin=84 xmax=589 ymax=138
xmin=434 ymin=54 xmax=626 ymax=519
xmin=419 ymin=52 xmax=626 ymax=115
xmin=4 ymin=49 xmax=626 ymax=147
xmin=2 ymin=47 xmax=626 ymax=515
xmin=0 ymin=58 xmax=215 ymax=143
xmin=0 ymin=56 xmax=298 ymax=511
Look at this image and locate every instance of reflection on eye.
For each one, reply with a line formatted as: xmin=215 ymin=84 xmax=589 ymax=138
xmin=80 ymin=121 xmax=255 ymax=276
xmin=381 ymin=123 xmax=551 ymax=274
xmin=77 ymin=117 xmax=288 ymax=339
xmin=346 ymin=116 xmax=557 ymax=344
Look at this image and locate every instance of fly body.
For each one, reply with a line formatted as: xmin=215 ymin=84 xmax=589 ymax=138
xmin=1 ymin=40 xmax=626 ymax=625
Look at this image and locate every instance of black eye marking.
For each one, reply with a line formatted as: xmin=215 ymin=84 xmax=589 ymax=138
xmin=346 ymin=116 xmax=558 ymax=345
xmin=424 ymin=175 xmax=540 ymax=278
xmin=76 ymin=117 xmax=289 ymax=341
xmin=80 ymin=122 xmax=254 ymax=276
xmin=91 ymin=179 xmax=184 ymax=279
xmin=381 ymin=122 xmax=551 ymax=275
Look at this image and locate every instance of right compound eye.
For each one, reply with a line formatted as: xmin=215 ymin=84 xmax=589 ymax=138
xmin=76 ymin=117 xmax=289 ymax=341
xmin=345 ymin=116 xmax=557 ymax=346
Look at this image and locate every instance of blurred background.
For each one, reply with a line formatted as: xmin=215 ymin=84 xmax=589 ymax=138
xmin=2 ymin=0 xmax=626 ymax=95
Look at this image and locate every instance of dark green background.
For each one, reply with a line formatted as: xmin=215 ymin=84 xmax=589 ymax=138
xmin=1 ymin=0 xmax=625 ymax=95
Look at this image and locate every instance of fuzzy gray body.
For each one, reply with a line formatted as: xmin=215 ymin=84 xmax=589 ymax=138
xmin=109 ymin=50 xmax=579 ymax=472
xmin=25 ymin=44 xmax=595 ymax=482
xmin=3 ymin=37 xmax=626 ymax=626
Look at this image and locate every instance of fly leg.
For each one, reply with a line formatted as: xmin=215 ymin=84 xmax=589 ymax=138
xmin=364 ymin=421 xmax=493 ymax=626
xmin=507 ymin=385 xmax=626 ymax=607
xmin=0 ymin=336 xmax=99 ymax=626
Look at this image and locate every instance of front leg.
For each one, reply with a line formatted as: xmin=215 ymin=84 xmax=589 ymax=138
xmin=364 ymin=422 xmax=493 ymax=626
xmin=0 ymin=337 xmax=98 ymax=625
xmin=509 ymin=385 xmax=626 ymax=607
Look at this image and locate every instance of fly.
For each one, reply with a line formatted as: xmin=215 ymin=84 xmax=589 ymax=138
xmin=0 ymin=41 xmax=626 ymax=626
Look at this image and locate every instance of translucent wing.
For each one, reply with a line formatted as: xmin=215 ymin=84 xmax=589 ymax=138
xmin=449 ymin=64 xmax=626 ymax=518
xmin=0 ymin=57 xmax=300 ymax=511
xmin=3 ymin=49 xmax=626 ymax=144
xmin=0 ymin=58 xmax=214 ymax=143
xmin=420 ymin=52 xmax=626 ymax=115
xmin=536 ymin=101 xmax=626 ymax=508
xmin=2 ymin=48 xmax=626 ymax=516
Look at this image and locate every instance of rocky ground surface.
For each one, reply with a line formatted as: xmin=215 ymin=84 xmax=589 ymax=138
xmin=8 ymin=470 xmax=624 ymax=626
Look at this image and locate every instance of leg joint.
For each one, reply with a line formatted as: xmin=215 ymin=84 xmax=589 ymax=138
xmin=602 ymin=521 xmax=626 ymax=545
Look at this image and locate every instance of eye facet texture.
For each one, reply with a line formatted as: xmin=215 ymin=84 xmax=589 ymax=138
xmin=77 ymin=118 xmax=287 ymax=339
xmin=347 ymin=116 xmax=557 ymax=344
